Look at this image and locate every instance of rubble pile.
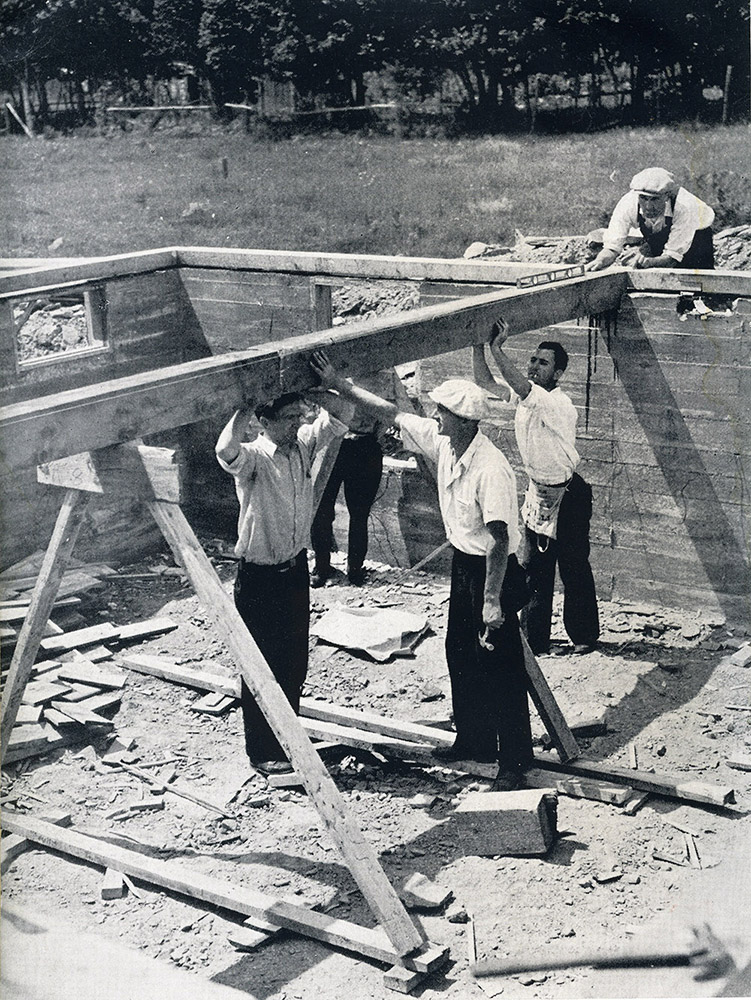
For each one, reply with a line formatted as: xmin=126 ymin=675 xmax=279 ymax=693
xmin=15 ymin=301 xmax=89 ymax=362
xmin=464 ymin=224 xmax=751 ymax=270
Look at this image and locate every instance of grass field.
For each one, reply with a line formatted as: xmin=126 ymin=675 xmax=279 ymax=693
xmin=2 ymin=124 xmax=749 ymax=260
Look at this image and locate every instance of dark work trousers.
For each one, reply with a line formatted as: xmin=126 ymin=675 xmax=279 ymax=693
xmin=310 ymin=434 xmax=383 ymax=575
xmin=639 ymin=212 xmax=714 ymax=269
xmin=233 ymin=551 xmax=309 ymax=763
xmin=521 ymin=473 xmax=600 ymax=654
xmin=445 ymin=548 xmax=533 ymax=771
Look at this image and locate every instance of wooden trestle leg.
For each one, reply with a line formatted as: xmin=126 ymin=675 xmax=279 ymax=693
xmin=0 ymin=488 xmax=90 ymax=763
xmin=147 ymin=499 xmax=427 ymax=959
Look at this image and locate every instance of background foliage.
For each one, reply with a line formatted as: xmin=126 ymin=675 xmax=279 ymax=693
xmin=1 ymin=0 xmax=749 ymax=133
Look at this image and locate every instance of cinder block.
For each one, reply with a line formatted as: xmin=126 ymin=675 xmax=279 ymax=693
xmin=453 ymin=789 xmax=558 ymax=856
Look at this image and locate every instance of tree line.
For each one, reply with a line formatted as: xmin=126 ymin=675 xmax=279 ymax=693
xmin=2 ymin=0 xmax=749 ymax=133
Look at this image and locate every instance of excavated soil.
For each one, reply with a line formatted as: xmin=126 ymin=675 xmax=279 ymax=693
xmin=2 ymin=539 xmax=750 ymax=1000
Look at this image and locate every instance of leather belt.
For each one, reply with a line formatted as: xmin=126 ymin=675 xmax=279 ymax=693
xmin=239 ymin=551 xmax=304 ymax=573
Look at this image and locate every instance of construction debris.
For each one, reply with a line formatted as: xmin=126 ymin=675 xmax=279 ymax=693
xmin=400 ymin=872 xmax=453 ymax=912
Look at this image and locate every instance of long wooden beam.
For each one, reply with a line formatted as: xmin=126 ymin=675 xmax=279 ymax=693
xmin=0 ymin=814 xmax=447 ymax=972
xmin=176 ymin=246 xmax=593 ymax=283
xmin=0 ymin=272 xmax=626 ymax=471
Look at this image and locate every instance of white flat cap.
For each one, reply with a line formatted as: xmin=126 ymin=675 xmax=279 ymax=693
xmin=429 ymin=379 xmax=489 ymax=420
xmin=630 ymin=167 xmax=678 ymax=196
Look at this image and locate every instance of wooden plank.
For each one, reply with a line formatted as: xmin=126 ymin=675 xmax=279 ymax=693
xmin=520 ymin=634 xmax=580 ymax=763
xmin=14 ymin=704 xmax=43 ymax=724
xmin=1 ymin=808 xmax=72 ymax=873
xmin=76 ymin=691 xmax=122 ymax=712
xmin=20 ymin=680 xmax=71 ymax=705
xmin=299 ymin=699 xmax=453 ymax=748
xmin=1 ymin=814 xmax=446 ymax=971
xmin=533 ymin=752 xmax=735 ymax=808
xmin=0 ymin=248 xmax=178 ymax=296
xmin=40 ymin=621 xmax=119 ymax=654
xmin=118 ymin=652 xmax=240 ymax=697
xmin=522 ymin=768 xmax=632 ymax=805
xmin=57 ymin=660 xmax=127 ymax=689
xmin=37 ymin=445 xmax=183 ymax=503
xmin=0 ymin=489 xmax=89 ymax=762
xmin=191 ymin=692 xmax=236 ymax=715
xmin=627 ymin=268 xmax=751 ymax=296
xmin=146 ymin=499 xmax=425 ymax=958
xmin=175 ymin=246 xmax=609 ymax=285
xmin=7 ymin=725 xmax=50 ymax=756
xmin=100 ymin=868 xmax=127 ymax=899
xmin=0 ymin=272 xmax=625 ymax=471
xmin=300 ymin=717 xmax=497 ymax=780
xmin=49 ymin=700 xmax=114 ymax=729
xmin=116 ymin=617 xmax=178 ymax=641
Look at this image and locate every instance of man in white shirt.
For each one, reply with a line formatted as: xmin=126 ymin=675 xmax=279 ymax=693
xmin=310 ymin=351 xmax=533 ymax=789
xmin=216 ymin=392 xmax=349 ymax=775
xmin=586 ymin=167 xmax=714 ymax=271
xmin=473 ymin=322 xmax=599 ymax=657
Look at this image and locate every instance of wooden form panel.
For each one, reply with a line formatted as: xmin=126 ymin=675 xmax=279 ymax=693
xmin=416 ymin=280 xmax=751 ymax=618
xmin=0 ymin=269 xmax=207 ymax=405
xmin=179 ymin=267 xmax=314 ymax=351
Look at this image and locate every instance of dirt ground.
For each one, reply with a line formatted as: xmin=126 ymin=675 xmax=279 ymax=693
xmin=2 ymin=533 xmax=750 ymax=1000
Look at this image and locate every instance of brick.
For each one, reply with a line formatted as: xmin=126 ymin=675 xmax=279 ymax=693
xmin=453 ymin=789 xmax=558 ymax=856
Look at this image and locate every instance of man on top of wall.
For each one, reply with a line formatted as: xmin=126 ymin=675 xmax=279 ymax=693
xmin=586 ymin=167 xmax=715 ymax=271
xmin=473 ymin=320 xmax=599 ymax=657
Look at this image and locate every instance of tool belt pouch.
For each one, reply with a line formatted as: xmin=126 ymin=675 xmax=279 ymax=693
xmin=501 ymin=553 xmax=530 ymax=613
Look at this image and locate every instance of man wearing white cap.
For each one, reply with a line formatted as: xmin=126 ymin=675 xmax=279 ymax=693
xmin=586 ymin=167 xmax=715 ymax=271
xmin=310 ymin=351 xmax=533 ymax=788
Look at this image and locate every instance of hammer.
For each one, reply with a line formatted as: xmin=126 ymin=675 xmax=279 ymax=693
xmin=471 ymin=923 xmax=734 ymax=982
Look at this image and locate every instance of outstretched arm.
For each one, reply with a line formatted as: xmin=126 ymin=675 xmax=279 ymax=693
xmin=310 ymin=351 xmax=400 ymax=426
xmin=216 ymin=404 xmax=255 ymax=464
xmin=472 ymin=340 xmax=510 ymax=400
xmin=487 ymin=318 xmax=532 ymax=400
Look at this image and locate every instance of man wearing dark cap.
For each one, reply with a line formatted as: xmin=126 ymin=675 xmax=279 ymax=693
xmin=216 ymin=391 xmax=350 ymax=775
xmin=310 ymin=351 xmax=533 ymax=789
xmin=587 ymin=167 xmax=715 ymax=271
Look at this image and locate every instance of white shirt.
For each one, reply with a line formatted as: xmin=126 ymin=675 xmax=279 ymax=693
xmin=217 ymin=409 xmax=347 ymax=564
xmin=602 ymin=187 xmax=715 ymax=262
xmin=398 ymin=413 xmax=520 ymax=557
xmin=513 ymin=384 xmax=579 ymax=485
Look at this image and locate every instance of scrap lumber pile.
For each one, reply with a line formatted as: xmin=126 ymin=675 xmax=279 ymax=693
xmin=1 ymin=549 xmax=179 ymax=765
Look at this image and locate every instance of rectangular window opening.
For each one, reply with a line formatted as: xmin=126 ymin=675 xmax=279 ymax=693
xmin=13 ymin=287 xmax=108 ymax=369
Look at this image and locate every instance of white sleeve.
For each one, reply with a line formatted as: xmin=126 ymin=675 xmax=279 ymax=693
xmin=602 ymin=192 xmax=638 ymax=254
xmin=397 ymin=413 xmax=441 ymax=464
xmin=664 ymin=189 xmax=715 ymax=262
xmin=298 ymin=407 xmax=348 ymax=461
xmin=216 ymin=443 xmax=254 ymax=478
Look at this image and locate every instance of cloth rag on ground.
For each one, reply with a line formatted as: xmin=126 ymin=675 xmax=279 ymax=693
xmin=311 ymin=605 xmax=429 ymax=661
